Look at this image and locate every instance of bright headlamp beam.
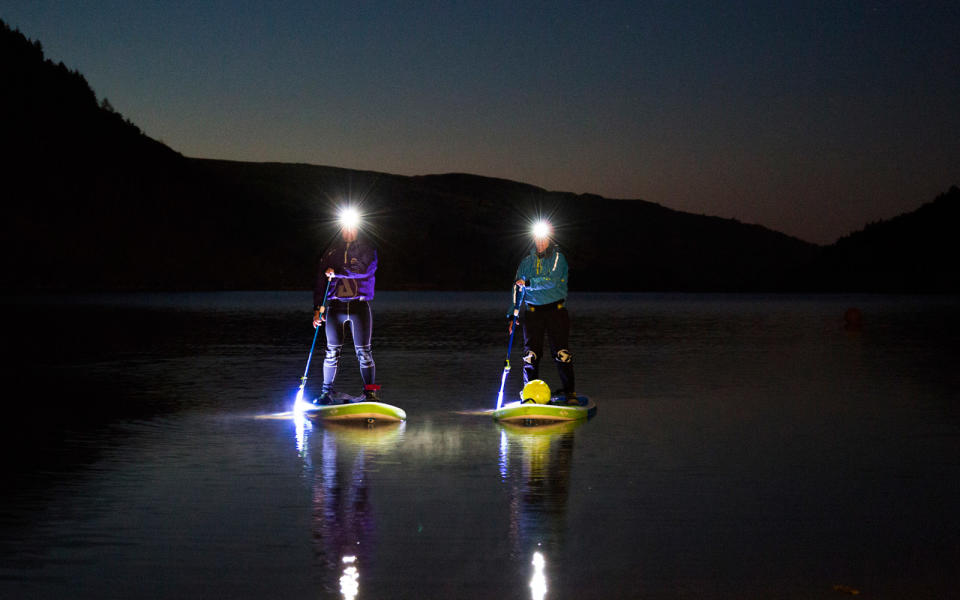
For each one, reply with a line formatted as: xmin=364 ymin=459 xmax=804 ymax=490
xmin=532 ymin=220 xmax=551 ymax=240
xmin=339 ymin=207 xmax=361 ymax=230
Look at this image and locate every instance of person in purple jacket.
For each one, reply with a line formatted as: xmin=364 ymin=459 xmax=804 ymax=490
xmin=311 ymin=214 xmax=379 ymax=405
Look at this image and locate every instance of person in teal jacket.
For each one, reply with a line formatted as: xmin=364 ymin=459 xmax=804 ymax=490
xmin=513 ymin=225 xmax=577 ymax=403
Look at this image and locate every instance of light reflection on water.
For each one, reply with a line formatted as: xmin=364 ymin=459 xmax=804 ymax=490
xmin=294 ymin=417 xmax=407 ymax=598
xmin=340 ymin=555 xmax=359 ymax=600
xmin=530 ymin=551 xmax=547 ymax=600
xmin=497 ymin=417 xmax=584 ymax=600
xmin=499 ymin=420 xmax=586 ymax=600
xmin=299 ymin=415 xmax=577 ymax=599
xmin=499 ymin=421 xmax=582 ymax=562
xmin=1 ymin=292 xmax=959 ymax=599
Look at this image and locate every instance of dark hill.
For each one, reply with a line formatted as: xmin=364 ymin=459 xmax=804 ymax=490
xmin=809 ymin=186 xmax=960 ymax=292
xmin=122 ymin=159 xmax=817 ymax=292
xmin=10 ymin=19 xmax=955 ymax=293
xmin=1 ymin=19 xmax=182 ymax=288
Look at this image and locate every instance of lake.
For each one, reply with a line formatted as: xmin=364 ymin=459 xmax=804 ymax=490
xmin=1 ymin=291 xmax=958 ymax=599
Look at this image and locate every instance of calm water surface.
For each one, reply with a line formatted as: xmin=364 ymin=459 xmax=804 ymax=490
xmin=1 ymin=292 xmax=958 ymax=599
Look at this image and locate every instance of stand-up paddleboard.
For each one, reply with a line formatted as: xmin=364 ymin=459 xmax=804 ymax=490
xmin=492 ymin=394 xmax=596 ymax=424
xmin=304 ymin=393 xmax=406 ymax=424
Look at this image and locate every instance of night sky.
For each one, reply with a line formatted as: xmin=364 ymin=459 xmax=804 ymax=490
xmin=4 ymin=1 xmax=959 ymax=244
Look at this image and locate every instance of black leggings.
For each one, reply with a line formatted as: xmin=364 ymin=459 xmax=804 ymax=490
xmin=322 ymin=300 xmax=375 ymax=392
xmin=521 ymin=302 xmax=575 ymax=394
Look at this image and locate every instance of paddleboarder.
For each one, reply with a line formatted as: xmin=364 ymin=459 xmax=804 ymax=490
xmin=513 ymin=221 xmax=577 ymax=404
xmin=312 ymin=208 xmax=379 ymax=405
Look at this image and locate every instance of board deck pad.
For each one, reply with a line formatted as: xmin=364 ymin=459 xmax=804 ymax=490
xmin=492 ymin=394 xmax=596 ymax=423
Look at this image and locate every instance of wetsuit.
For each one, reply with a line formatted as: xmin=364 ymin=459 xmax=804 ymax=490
xmin=514 ymin=244 xmax=575 ymax=396
xmin=314 ymin=236 xmax=378 ymax=394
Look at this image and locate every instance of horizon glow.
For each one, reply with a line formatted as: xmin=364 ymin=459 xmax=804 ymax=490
xmin=2 ymin=4 xmax=958 ymax=244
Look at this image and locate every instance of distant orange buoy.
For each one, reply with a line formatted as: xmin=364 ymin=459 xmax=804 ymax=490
xmin=832 ymin=583 xmax=861 ymax=595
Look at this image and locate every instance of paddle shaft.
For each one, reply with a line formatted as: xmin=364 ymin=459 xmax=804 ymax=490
xmin=299 ymin=277 xmax=333 ymax=391
xmin=496 ymin=285 xmax=526 ymax=409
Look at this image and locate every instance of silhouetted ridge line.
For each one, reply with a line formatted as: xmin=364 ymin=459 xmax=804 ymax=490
xmin=2 ymin=20 xmax=955 ymax=292
xmin=810 ymin=185 xmax=960 ymax=292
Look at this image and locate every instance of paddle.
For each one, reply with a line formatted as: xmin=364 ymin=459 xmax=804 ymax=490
xmin=496 ymin=285 xmax=526 ymax=410
xmin=294 ymin=276 xmax=333 ymax=406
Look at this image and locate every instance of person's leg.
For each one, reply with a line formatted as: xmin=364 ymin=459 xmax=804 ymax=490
xmin=321 ymin=303 xmax=348 ymax=395
xmin=545 ymin=307 xmax=575 ymax=397
xmin=348 ymin=301 xmax=376 ymax=387
xmin=521 ymin=307 xmax=546 ymax=385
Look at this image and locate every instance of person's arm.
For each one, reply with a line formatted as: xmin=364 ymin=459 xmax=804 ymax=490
xmin=515 ymin=256 xmax=530 ymax=287
xmin=312 ymin=250 xmax=335 ymax=326
xmin=313 ymin=241 xmax=342 ymax=304
xmin=507 ymin=280 xmax=527 ymax=332
xmin=314 ymin=255 xmax=332 ymax=308
xmin=506 ymin=259 xmax=525 ymax=318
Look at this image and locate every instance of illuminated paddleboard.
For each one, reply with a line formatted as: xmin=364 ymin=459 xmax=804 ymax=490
xmin=492 ymin=394 xmax=596 ymax=423
xmin=304 ymin=400 xmax=406 ymax=423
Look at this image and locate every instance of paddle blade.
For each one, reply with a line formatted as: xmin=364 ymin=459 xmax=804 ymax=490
xmin=495 ymin=368 xmax=510 ymax=410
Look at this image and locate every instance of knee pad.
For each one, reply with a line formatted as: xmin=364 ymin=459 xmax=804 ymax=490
xmin=555 ymin=349 xmax=573 ymax=363
xmin=355 ymin=345 xmax=375 ymax=368
xmin=324 ymin=347 xmax=342 ymax=362
xmin=523 ymin=350 xmax=538 ymax=365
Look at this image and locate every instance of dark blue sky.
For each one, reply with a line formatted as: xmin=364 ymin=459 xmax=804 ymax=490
xmin=5 ymin=1 xmax=959 ymax=243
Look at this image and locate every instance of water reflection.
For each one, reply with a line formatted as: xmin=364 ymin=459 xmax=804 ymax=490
xmin=340 ymin=555 xmax=359 ymax=599
xmin=296 ymin=420 xmax=405 ymax=598
xmin=530 ymin=551 xmax=547 ymax=600
xmin=499 ymin=420 xmax=583 ymax=598
xmin=292 ymin=401 xmax=312 ymax=455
